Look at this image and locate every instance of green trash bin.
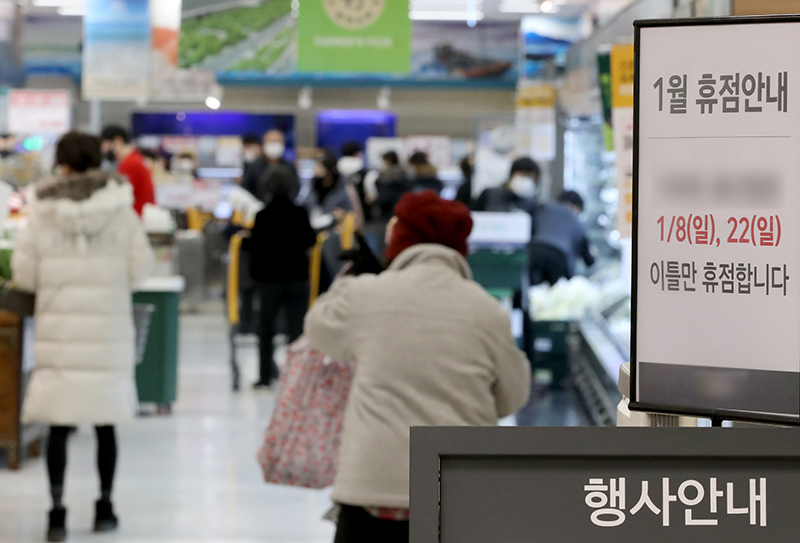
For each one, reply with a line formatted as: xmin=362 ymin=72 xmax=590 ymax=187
xmin=468 ymin=250 xmax=532 ymax=357
xmin=134 ymin=277 xmax=184 ymax=414
xmin=531 ymin=320 xmax=571 ymax=390
xmin=468 ymin=250 xmax=529 ymax=291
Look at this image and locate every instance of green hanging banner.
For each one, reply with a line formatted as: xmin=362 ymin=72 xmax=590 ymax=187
xmin=297 ymin=0 xmax=411 ymax=73
xmin=596 ymin=50 xmax=614 ymax=152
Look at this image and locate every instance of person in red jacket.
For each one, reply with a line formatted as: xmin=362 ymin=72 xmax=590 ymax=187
xmin=101 ymin=125 xmax=156 ymax=216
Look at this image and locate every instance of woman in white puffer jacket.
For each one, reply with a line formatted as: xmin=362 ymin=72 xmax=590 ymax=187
xmin=11 ymin=131 xmax=153 ymax=542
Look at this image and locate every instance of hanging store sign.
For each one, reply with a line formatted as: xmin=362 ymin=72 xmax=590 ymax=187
xmin=515 ymin=83 xmax=556 ymax=162
xmin=297 ymin=0 xmax=411 ymax=73
xmin=151 ymin=0 xmax=181 ymax=68
xmin=632 ymin=16 xmax=800 ymax=424
xmin=611 ymin=44 xmax=634 ymax=238
xmin=83 ymin=0 xmax=151 ymax=101
xmin=8 ymin=90 xmax=71 ymax=135
xmin=0 ymin=1 xmax=23 ymax=87
xmin=597 ymin=49 xmax=614 ymax=151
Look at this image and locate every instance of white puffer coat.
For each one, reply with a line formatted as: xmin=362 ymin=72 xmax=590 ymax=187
xmin=12 ymin=171 xmax=154 ymax=425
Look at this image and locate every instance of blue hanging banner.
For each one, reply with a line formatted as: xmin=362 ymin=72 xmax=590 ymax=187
xmin=83 ymin=0 xmax=151 ymax=101
xmin=0 ymin=0 xmax=24 ymax=87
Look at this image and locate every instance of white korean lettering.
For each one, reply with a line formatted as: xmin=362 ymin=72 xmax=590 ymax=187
xmin=727 ymin=482 xmax=748 ymax=515
xmin=750 ymin=478 xmax=767 ymax=527
xmin=679 ymin=479 xmax=717 ymax=526
xmin=630 ymin=480 xmax=661 ymax=516
xmin=662 ymin=478 xmax=677 ymax=527
xmin=710 ymin=478 xmax=724 ymax=514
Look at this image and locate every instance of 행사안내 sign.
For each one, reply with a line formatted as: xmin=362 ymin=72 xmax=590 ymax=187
xmin=410 ymin=427 xmax=800 ymax=543
xmin=632 ymin=16 xmax=800 ymax=423
xmin=297 ymin=0 xmax=411 ymax=73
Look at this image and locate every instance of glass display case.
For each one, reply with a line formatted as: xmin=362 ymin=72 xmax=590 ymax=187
xmin=563 ymin=114 xmax=620 ymax=275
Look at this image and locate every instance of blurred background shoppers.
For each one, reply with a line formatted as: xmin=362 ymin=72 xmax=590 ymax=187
xmin=245 ymin=169 xmax=316 ymax=389
xmin=370 ymin=151 xmax=412 ymax=222
xmin=241 ymin=133 xmax=264 ymax=183
xmin=473 ymin=157 xmax=540 ymax=212
xmin=12 ymin=131 xmax=154 ymax=542
xmin=475 ymin=157 xmax=595 ymax=285
xmin=531 ymin=188 xmax=595 ymax=286
xmin=311 ymin=151 xmax=364 ymax=228
xmin=360 ymin=150 xmax=412 ymax=256
xmin=455 ymin=154 xmax=474 ymax=207
xmin=100 ymin=125 xmax=156 ymax=216
xmin=305 ymin=190 xmax=531 ymax=543
xmin=337 ymin=142 xmax=370 ymax=223
xmin=241 ymin=129 xmax=299 ymax=202
xmin=407 ymin=151 xmax=444 ymax=194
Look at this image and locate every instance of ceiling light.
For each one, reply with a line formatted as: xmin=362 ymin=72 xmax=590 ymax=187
xmin=33 ymin=0 xmax=83 ymax=5
xmin=58 ymin=6 xmax=85 ymax=16
xmin=410 ymin=0 xmax=484 ymax=5
xmin=500 ymin=0 xmax=566 ymax=13
xmin=409 ymin=10 xmax=485 ymax=21
xmin=205 ymin=96 xmax=221 ymax=110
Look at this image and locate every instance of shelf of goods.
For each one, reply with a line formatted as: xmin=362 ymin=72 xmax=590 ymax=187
xmin=0 ymin=288 xmax=45 ymax=469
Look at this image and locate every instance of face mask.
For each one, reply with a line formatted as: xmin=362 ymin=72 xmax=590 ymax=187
xmin=179 ymin=159 xmax=194 ymax=171
xmin=510 ymin=175 xmax=537 ymax=199
xmin=104 ymin=151 xmax=116 ymax=163
xmin=264 ymin=142 xmax=285 ymax=160
xmin=243 ymin=149 xmax=260 ymax=163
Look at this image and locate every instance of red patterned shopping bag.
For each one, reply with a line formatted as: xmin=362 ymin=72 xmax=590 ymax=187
xmin=257 ymin=337 xmax=353 ymax=489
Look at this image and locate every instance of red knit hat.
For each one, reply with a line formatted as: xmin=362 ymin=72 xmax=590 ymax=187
xmin=385 ymin=190 xmax=474 ymax=262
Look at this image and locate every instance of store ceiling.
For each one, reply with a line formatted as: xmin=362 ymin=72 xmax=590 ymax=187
xmin=411 ymin=0 xmax=598 ymax=21
xmin=24 ymin=0 xmax=599 ymax=20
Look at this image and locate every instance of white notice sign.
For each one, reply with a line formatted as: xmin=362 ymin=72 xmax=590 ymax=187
xmin=8 ymin=90 xmax=71 ymax=135
xmin=633 ymin=17 xmax=800 ymax=421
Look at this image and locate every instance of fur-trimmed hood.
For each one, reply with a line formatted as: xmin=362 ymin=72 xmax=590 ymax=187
xmin=34 ymin=170 xmax=134 ymax=234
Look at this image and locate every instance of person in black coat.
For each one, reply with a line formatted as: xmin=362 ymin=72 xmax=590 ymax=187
xmin=408 ymin=151 xmax=444 ymax=194
xmin=245 ymin=169 xmax=317 ymax=388
xmin=240 ymin=129 xmax=299 ymax=202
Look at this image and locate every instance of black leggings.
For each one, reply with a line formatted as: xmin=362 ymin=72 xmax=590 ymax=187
xmin=333 ymin=505 xmax=409 ymax=543
xmin=47 ymin=426 xmax=117 ymax=507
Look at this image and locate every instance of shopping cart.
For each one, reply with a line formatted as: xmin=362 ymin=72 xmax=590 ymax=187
xmin=226 ymin=230 xmax=248 ymax=391
xmin=226 ymin=213 xmax=357 ymax=391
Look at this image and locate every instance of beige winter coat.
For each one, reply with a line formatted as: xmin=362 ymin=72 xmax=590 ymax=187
xmin=12 ymin=171 xmax=154 ymax=425
xmin=305 ymin=243 xmax=531 ymax=509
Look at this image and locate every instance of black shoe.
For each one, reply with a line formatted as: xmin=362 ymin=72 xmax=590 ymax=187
xmin=252 ymin=380 xmax=272 ymax=389
xmin=93 ymin=499 xmax=118 ymax=533
xmin=47 ymin=507 xmax=67 ymax=542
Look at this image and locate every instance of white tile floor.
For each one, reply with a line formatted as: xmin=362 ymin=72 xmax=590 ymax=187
xmin=0 ymin=310 xmax=335 ymax=543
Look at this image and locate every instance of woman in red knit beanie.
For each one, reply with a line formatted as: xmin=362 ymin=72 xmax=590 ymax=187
xmin=304 ymin=189 xmax=531 ymax=543
xmin=384 ymin=190 xmax=474 ymax=262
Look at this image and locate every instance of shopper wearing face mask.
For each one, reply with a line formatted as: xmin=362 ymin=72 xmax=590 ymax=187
xmin=100 ymin=125 xmax=157 ymax=216
xmin=473 ymin=157 xmax=540 ymax=212
xmin=240 ymin=129 xmax=299 ymax=202
xmin=240 ymin=134 xmax=263 ymax=183
xmin=475 ymin=158 xmax=595 ymax=285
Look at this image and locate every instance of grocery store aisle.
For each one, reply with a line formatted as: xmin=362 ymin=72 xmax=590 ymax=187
xmin=0 ymin=310 xmax=335 ymax=543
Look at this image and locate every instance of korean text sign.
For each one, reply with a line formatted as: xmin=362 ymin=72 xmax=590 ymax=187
xmin=632 ymin=17 xmax=800 ymax=421
xmin=410 ymin=427 xmax=800 ymax=543
xmin=8 ymin=90 xmax=71 ymax=135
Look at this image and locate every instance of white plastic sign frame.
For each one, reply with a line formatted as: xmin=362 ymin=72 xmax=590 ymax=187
xmin=631 ymin=15 xmax=800 ymax=425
